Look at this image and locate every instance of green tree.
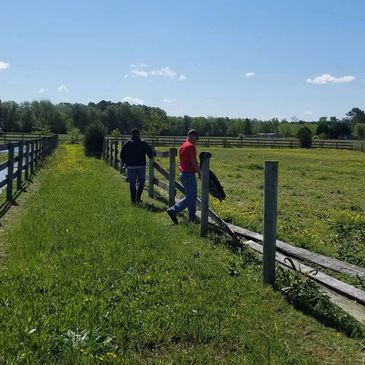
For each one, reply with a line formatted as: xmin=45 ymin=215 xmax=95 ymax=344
xmin=354 ymin=123 xmax=365 ymax=139
xmin=297 ymin=126 xmax=312 ymax=148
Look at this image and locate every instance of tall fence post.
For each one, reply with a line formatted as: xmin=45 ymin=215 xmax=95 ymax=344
xmin=30 ymin=140 xmax=35 ymax=175
xmin=200 ymin=154 xmax=210 ymax=237
xmin=6 ymin=143 xmax=15 ymax=201
xmin=17 ymin=141 xmax=24 ymax=189
xmin=168 ymin=148 xmax=177 ymax=206
xmin=25 ymin=141 xmax=30 ymax=180
xmin=148 ymin=147 xmax=155 ymax=198
xmin=263 ymin=160 xmax=279 ymax=286
xmin=109 ymin=140 xmax=113 ymax=166
xmin=114 ymin=140 xmax=118 ymax=170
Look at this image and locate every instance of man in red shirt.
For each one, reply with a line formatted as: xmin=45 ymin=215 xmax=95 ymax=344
xmin=167 ymin=130 xmax=200 ymax=224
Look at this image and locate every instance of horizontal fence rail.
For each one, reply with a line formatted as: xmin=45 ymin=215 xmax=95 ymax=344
xmin=105 ymin=135 xmax=365 ymax=152
xmin=0 ymin=135 xmax=59 ymax=203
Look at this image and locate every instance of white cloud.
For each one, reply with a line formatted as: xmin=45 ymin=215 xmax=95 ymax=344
xmin=0 ymin=61 xmax=10 ymax=71
xmin=122 ymin=96 xmax=144 ymax=105
xmin=58 ymin=85 xmax=69 ymax=92
xmin=131 ymin=63 xmax=148 ymax=68
xmin=131 ymin=69 xmax=149 ymax=78
xmin=163 ymin=98 xmax=176 ymax=104
xmin=127 ymin=64 xmax=186 ymax=81
xmin=303 ymin=110 xmax=314 ymax=116
xmin=307 ymin=73 xmax=355 ymax=84
xmin=38 ymin=88 xmax=48 ymax=94
xmin=245 ymin=71 xmax=255 ymax=78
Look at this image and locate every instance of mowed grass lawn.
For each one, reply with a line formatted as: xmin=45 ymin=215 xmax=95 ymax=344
xmin=0 ymin=145 xmax=363 ymax=364
xmin=158 ymin=147 xmax=365 ymax=266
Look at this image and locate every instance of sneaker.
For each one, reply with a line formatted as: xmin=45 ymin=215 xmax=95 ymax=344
xmin=167 ymin=209 xmax=179 ymax=224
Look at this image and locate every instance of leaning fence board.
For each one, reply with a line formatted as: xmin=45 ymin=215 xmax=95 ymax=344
xmin=0 ymin=179 xmax=7 ymax=189
xmin=228 ymin=224 xmax=365 ymax=280
xmin=0 ymin=161 xmax=7 ymax=172
xmin=243 ymin=240 xmax=365 ymax=307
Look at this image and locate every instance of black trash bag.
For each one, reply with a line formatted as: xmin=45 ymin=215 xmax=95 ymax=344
xmin=199 ymin=152 xmax=226 ymax=202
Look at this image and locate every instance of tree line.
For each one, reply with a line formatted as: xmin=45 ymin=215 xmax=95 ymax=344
xmin=1 ymin=99 xmax=365 ymax=139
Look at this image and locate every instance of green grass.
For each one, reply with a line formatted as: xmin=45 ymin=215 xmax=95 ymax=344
xmin=157 ymin=147 xmax=365 ymax=267
xmin=0 ymin=145 xmax=364 ymax=364
xmin=0 ymin=152 xmax=7 ymax=163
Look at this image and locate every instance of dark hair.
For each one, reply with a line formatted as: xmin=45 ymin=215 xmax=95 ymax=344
xmin=130 ymin=128 xmax=139 ymax=135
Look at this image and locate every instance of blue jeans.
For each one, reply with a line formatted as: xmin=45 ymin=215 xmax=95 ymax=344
xmin=127 ymin=167 xmax=146 ymax=191
xmin=169 ymin=172 xmax=197 ymax=219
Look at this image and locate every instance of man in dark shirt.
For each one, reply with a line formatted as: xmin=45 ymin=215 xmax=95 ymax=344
xmin=166 ymin=129 xmax=200 ymax=223
xmin=121 ymin=128 xmax=153 ymax=204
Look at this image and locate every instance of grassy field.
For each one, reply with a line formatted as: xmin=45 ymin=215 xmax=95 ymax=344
xmin=0 ymin=144 xmax=363 ymax=364
xmin=157 ymin=147 xmax=365 ymax=267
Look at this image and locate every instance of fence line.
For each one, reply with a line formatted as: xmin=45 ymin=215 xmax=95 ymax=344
xmin=0 ymin=135 xmax=58 ymax=203
xmin=105 ymin=135 xmax=365 ymax=152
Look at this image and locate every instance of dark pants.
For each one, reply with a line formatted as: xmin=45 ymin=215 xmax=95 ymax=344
xmin=127 ymin=167 xmax=146 ymax=202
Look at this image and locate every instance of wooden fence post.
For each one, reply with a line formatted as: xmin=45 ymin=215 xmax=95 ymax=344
xmin=17 ymin=141 xmax=24 ymax=189
xmin=114 ymin=140 xmax=118 ymax=170
xmin=263 ymin=160 xmax=278 ymax=285
xmin=109 ymin=140 xmax=114 ymax=166
xmin=148 ymin=147 xmax=155 ymax=198
xmin=6 ymin=143 xmax=15 ymax=201
xmin=25 ymin=141 xmax=30 ymax=180
xmin=168 ymin=148 xmax=177 ymax=206
xmin=200 ymin=154 xmax=210 ymax=237
xmin=30 ymin=140 xmax=35 ymax=175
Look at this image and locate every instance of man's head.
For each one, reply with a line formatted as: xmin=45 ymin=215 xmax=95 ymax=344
xmin=130 ymin=128 xmax=140 ymax=139
xmin=187 ymin=129 xmax=199 ymax=144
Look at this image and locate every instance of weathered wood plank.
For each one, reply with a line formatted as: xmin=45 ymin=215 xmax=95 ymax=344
xmin=228 ymin=224 xmax=365 ymax=280
xmin=243 ymin=239 xmax=365 ymax=307
xmin=155 ymin=151 xmax=170 ymax=158
xmin=0 ymin=161 xmax=7 ymax=171
xmin=0 ymin=178 xmax=7 ymax=189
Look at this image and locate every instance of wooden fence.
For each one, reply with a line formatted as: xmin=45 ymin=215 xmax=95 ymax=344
xmin=0 ymin=135 xmax=59 ymax=202
xmin=107 ymin=135 xmax=365 ymax=152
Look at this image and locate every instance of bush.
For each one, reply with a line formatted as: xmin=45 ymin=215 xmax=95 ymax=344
xmin=68 ymin=127 xmax=81 ymax=144
xmin=84 ymin=123 xmax=106 ymax=158
xmin=297 ymin=127 xmax=312 ymax=148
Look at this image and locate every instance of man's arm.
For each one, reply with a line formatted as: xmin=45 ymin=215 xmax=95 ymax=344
xmin=144 ymin=141 xmax=153 ymax=159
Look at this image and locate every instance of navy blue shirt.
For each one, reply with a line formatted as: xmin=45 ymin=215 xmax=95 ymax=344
xmin=120 ymin=137 xmax=153 ymax=167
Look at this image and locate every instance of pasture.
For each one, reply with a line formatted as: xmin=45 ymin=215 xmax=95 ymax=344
xmin=0 ymin=144 xmax=363 ymax=364
xmin=157 ymin=147 xmax=365 ymax=268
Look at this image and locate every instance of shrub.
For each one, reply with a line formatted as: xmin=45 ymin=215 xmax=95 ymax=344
xmin=68 ymin=127 xmax=81 ymax=144
xmin=111 ymin=128 xmax=121 ymax=137
xmin=84 ymin=122 xmax=106 ymax=158
xmin=297 ymin=127 xmax=312 ymax=148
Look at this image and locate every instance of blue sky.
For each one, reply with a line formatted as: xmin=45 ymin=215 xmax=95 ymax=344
xmin=1 ymin=0 xmax=364 ymax=120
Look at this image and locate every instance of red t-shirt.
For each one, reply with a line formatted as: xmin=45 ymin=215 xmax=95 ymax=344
xmin=179 ymin=140 xmax=197 ymax=173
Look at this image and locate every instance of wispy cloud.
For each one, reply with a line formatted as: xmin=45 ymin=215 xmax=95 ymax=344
xmin=163 ymin=98 xmax=176 ymax=104
xmin=0 ymin=61 xmax=10 ymax=71
xmin=245 ymin=71 xmax=255 ymax=78
xmin=126 ymin=64 xmax=186 ymax=81
xmin=58 ymin=85 xmax=69 ymax=92
xmin=122 ymin=96 xmax=144 ymax=105
xmin=38 ymin=88 xmax=48 ymax=94
xmin=307 ymin=73 xmax=355 ymax=84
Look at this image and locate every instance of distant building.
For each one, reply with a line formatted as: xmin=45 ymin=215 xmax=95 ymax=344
xmin=257 ymin=133 xmax=281 ymax=138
